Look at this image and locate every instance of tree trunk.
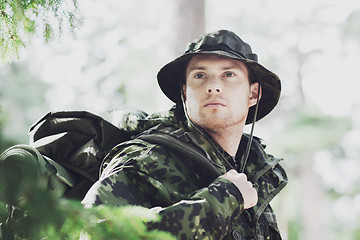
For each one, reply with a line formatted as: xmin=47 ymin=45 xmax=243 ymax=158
xmin=299 ymin=154 xmax=328 ymax=240
xmin=155 ymin=0 xmax=205 ymax=109
xmin=171 ymin=0 xmax=205 ymax=55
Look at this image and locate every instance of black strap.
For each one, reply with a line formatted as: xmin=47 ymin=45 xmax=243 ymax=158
xmin=240 ymin=84 xmax=261 ymax=173
xmin=138 ymin=133 xmax=221 ymax=178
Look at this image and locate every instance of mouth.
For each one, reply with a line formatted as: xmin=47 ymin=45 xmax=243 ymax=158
xmin=204 ymin=101 xmax=226 ymax=108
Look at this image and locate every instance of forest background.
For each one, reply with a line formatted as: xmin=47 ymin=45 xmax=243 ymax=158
xmin=1 ymin=0 xmax=360 ymax=239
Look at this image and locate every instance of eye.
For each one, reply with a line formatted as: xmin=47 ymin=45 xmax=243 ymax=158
xmin=194 ymin=73 xmax=206 ymax=79
xmin=223 ymin=71 xmax=235 ymax=77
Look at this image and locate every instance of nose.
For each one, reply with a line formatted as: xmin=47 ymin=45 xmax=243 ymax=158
xmin=206 ymin=79 xmax=222 ymax=94
xmin=207 ymin=88 xmax=221 ymax=94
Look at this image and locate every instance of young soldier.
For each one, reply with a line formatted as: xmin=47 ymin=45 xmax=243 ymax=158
xmin=83 ymin=30 xmax=288 ymax=240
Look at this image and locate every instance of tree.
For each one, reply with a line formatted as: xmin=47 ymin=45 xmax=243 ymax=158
xmin=0 ymin=153 xmax=175 ymax=239
xmin=171 ymin=0 xmax=205 ymax=55
xmin=0 ymin=0 xmax=81 ymax=64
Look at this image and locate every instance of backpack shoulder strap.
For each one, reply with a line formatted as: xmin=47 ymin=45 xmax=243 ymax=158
xmin=137 ymin=130 xmax=221 ymax=179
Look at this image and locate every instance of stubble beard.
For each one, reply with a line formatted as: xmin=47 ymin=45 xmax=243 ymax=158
xmin=191 ymin=111 xmax=246 ymax=136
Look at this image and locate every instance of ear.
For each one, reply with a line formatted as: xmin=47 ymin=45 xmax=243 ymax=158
xmin=249 ymin=82 xmax=261 ymax=107
xmin=181 ymin=84 xmax=187 ymax=101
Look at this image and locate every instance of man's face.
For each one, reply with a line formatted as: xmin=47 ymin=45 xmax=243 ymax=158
xmin=183 ymin=54 xmax=259 ymax=133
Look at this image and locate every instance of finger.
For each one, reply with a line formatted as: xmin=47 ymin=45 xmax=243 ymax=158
xmin=238 ymin=173 xmax=248 ymax=181
xmin=245 ymin=189 xmax=258 ymax=209
xmin=228 ymin=169 xmax=238 ymax=175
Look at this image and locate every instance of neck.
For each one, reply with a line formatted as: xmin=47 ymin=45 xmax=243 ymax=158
xmin=206 ymin=124 xmax=244 ymax=157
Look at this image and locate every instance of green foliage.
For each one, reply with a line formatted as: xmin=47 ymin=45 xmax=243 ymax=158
xmin=0 ymin=153 xmax=63 ymax=239
xmin=0 ymin=199 xmax=176 ymax=240
xmin=0 ymin=156 xmax=175 ymax=240
xmin=0 ymin=202 xmax=6 ymax=224
xmin=287 ymin=217 xmax=302 ymax=240
xmin=273 ymin=106 xmax=351 ymax=155
xmin=49 ymin=202 xmax=175 ymax=240
xmin=0 ymin=0 xmax=81 ymax=64
xmin=0 ymin=61 xmax=50 ymax=149
xmin=343 ymin=10 xmax=360 ymax=40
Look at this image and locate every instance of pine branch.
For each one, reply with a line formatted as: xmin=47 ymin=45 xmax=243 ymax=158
xmin=0 ymin=2 xmax=24 ymax=61
xmin=0 ymin=0 xmax=81 ymax=64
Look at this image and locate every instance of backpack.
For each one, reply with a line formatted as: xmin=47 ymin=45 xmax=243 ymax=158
xmin=1 ymin=111 xmax=221 ymax=201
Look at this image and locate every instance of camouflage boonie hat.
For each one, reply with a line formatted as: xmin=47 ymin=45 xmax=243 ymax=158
xmin=157 ymin=29 xmax=281 ymax=124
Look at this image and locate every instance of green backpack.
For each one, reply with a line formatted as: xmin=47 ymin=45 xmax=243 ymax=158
xmin=1 ymin=111 xmax=220 ymax=201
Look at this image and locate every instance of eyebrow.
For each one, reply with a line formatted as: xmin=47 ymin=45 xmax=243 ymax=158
xmin=186 ymin=66 xmax=204 ymax=73
xmin=187 ymin=65 xmax=239 ymax=74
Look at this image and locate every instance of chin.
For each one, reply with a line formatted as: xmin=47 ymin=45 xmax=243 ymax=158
xmin=199 ymin=119 xmax=229 ymax=130
xmin=201 ymin=115 xmax=246 ymax=130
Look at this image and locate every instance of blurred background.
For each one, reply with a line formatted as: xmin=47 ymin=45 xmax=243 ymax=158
xmin=1 ymin=0 xmax=360 ymax=239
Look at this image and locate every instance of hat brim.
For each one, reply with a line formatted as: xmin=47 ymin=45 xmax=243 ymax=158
xmin=157 ymin=50 xmax=281 ymax=124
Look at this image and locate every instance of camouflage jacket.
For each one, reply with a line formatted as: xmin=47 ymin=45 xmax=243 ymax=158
xmin=82 ymin=107 xmax=288 ymax=240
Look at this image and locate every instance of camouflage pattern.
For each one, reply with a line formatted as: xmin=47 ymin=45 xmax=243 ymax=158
xmin=82 ymin=107 xmax=287 ymax=240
